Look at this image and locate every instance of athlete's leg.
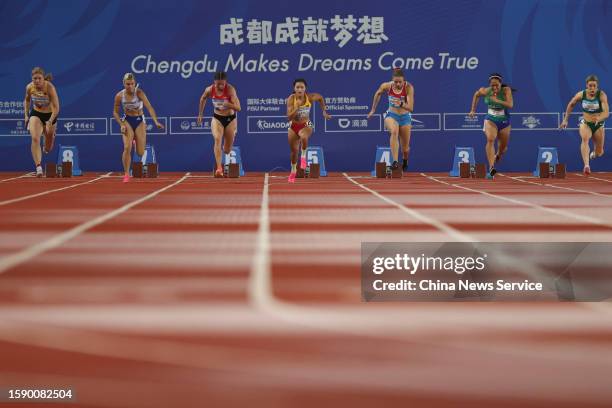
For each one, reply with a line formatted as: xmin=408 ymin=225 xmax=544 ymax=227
xmin=399 ymin=125 xmax=412 ymax=170
xmin=385 ymin=117 xmax=400 ymax=164
xmin=28 ymin=116 xmax=44 ymax=174
xmin=298 ymin=126 xmax=313 ymax=169
xmin=579 ymin=122 xmax=592 ymax=173
xmin=288 ymin=128 xmax=300 ymax=182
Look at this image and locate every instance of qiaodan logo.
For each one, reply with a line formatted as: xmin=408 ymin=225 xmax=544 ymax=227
xmin=257 ymin=119 xmax=288 ymax=130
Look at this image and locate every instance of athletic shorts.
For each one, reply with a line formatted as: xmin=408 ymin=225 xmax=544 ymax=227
xmin=213 ymin=113 xmax=236 ymax=128
xmin=384 ymin=110 xmax=412 ymax=127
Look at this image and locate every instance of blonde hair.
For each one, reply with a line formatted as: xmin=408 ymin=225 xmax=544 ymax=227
xmin=31 ymin=66 xmax=53 ymax=81
xmin=123 ymin=72 xmax=136 ymax=82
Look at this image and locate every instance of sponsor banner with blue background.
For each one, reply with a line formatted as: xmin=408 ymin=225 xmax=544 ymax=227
xmin=1 ymin=0 xmax=611 ymax=172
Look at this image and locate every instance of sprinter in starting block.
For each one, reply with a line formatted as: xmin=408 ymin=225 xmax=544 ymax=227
xmin=560 ymin=74 xmax=609 ymax=176
xmin=468 ymin=73 xmax=515 ymax=178
xmin=24 ymin=67 xmax=59 ymax=177
xmin=367 ymin=68 xmax=414 ymax=173
xmin=286 ymin=79 xmax=331 ymax=183
xmin=113 ymin=73 xmax=165 ymax=183
xmin=197 ymin=71 xmax=241 ymax=178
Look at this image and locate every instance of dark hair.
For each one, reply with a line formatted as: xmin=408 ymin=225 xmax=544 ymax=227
xmin=214 ymin=71 xmax=227 ymax=81
xmin=392 ymin=68 xmax=404 ymax=78
xmin=586 ymin=74 xmax=599 ymax=84
xmin=488 ymin=72 xmax=517 ymax=92
xmin=293 ymin=78 xmax=307 ymax=88
xmin=32 ymin=66 xmax=53 ymax=81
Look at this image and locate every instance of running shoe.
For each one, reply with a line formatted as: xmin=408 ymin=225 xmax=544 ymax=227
xmin=300 ymin=156 xmax=307 ymax=169
xmin=583 ymin=165 xmax=591 ymax=176
xmin=288 ymin=172 xmax=297 ymax=183
xmin=36 ymin=165 xmax=43 ymax=178
xmin=122 ymin=174 xmax=130 ymax=183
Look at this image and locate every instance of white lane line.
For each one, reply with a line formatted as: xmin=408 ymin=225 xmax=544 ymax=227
xmin=0 ymin=172 xmax=35 ymax=182
xmin=342 ymin=172 xmax=474 ymax=242
xmin=0 ymin=173 xmax=190 ymax=275
xmin=574 ymin=172 xmax=612 ymax=184
xmin=249 ymin=173 xmax=274 ymax=308
xmin=500 ymin=173 xmax=612 ymax=199
xmin=420 ymin=173 xmax=610 ymax=227
xmin=0 ymin=173 xmax=112 ymax=206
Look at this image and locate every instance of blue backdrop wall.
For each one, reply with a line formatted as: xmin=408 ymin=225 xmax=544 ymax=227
xmin=1 ymin=0 xmax=611 ymax=172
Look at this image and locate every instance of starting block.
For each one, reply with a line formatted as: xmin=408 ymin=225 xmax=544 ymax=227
xmin=539 ymin=162 xmax=566 ymax=179
xmin=226 ymin=163 xmax=240 ymax=178
xmin=45 ymin=163 xmax=57 ymax=178
xmin=132 ymin=144 xmax=158 ymax=178
xmin=132 ymin=162 xmax=144 ymax=178
xmin=147 ymin=162 xmax=158 ymax=178
xmin=221 ymin=147 xmax=246 ymax=177
xmin=45 ymin=161 xmax=73 ymax=177
xmin=296 ymin=163 xmax=320 ymax=179
xmin=375 ymin=162 xmax=402 ymax=178
xmin=56 ymin=145 xmax=82 ymax=176
xmin=459 ymin=162 xmax=487 ymax=178
xmin=450 ymin=146 xmax=476 ymax=177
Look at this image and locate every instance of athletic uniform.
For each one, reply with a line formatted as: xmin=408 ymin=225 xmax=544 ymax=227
xmin=211 ymin=85 xmax=236 ymax=127
xmin=484 ymin=87 xmax=510 ymax=130
xmin=384 ymin=82 xmax=412 ymax=126
xmin=290 ymin=94 xmax=312 ymax=134
xmin=28 ymin=83 xmax=57 ymax=128
xmin=121 ymin=87 xmax=145 ymax=131
xmin=580 ymin=90 xmax=605 ymax=133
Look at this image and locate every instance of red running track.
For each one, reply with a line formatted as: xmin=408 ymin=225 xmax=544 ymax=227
xmin=0 ymin=171 xmax=611 ymax=407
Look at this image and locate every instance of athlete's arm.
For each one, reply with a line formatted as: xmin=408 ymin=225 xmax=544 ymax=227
xmin=286 ymin=94 xmax=299 ymax=121
xmin=139 ymin=89 xmax=164 ymax=129
xmin=468 ymin=87 xmax=487 ymax=118
xmin=24 ymin=85 xmax=31 ymax=122
xmin=404 ymin=83 xmax=414 ymax=112
xmin=47 ymin=83 xmax=60 ymax=124
xmin=368 ymin=82 xmax=390 ymax=119
xmin=490 ymin=86 xmax=513 ymax=109
xmin=224 ymin=86 xmax=241 ymax=112
xmin=597 ymin=91 xmax=609 ymax=122
xmin=311 ymin=93 xmax=331 ymax=120
xmin=197 ymin=86 xmax=210 ymax=125
xmin=112 ymin=93 xmax=126 ymax=133
xmin=560 ymin=92 xmax=582 ymax=129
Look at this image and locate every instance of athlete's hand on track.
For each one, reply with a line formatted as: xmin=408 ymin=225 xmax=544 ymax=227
xmin=559 ymin=120 xmax=568 ymax=129
xmin=154 ymin=121 xmax=165 ymax=130
xmin=367 ymin=110 xmax=375 ymax=119
xmin=468 ymin=110 xmax=476 ymax=118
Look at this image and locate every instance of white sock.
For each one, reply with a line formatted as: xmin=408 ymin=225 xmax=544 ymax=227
xmin=224 ymin=153 xmax=231 ymax=164
xmin=291 ymin=162 xmax=297 ymax=172
xmin=301 ymin=149 xmax=307 ymax=159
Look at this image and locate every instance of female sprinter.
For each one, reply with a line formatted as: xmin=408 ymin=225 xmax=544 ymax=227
xmin=113 ymin=73 xmax=164 ymax=183
xmin=286 ymin=79 xmax=331 ymax=183
xmin=197 ymin=71 xmax=241 ymax=178
xmin=24 ymin=67 xmax=59 ymax=177
xmin=367 ymin=68 xmax=414 ymax=171
xmin=468 ymin=73 xmax=514 ymax=177
xmin=560 ymin=75 xmax=609 ymax=175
